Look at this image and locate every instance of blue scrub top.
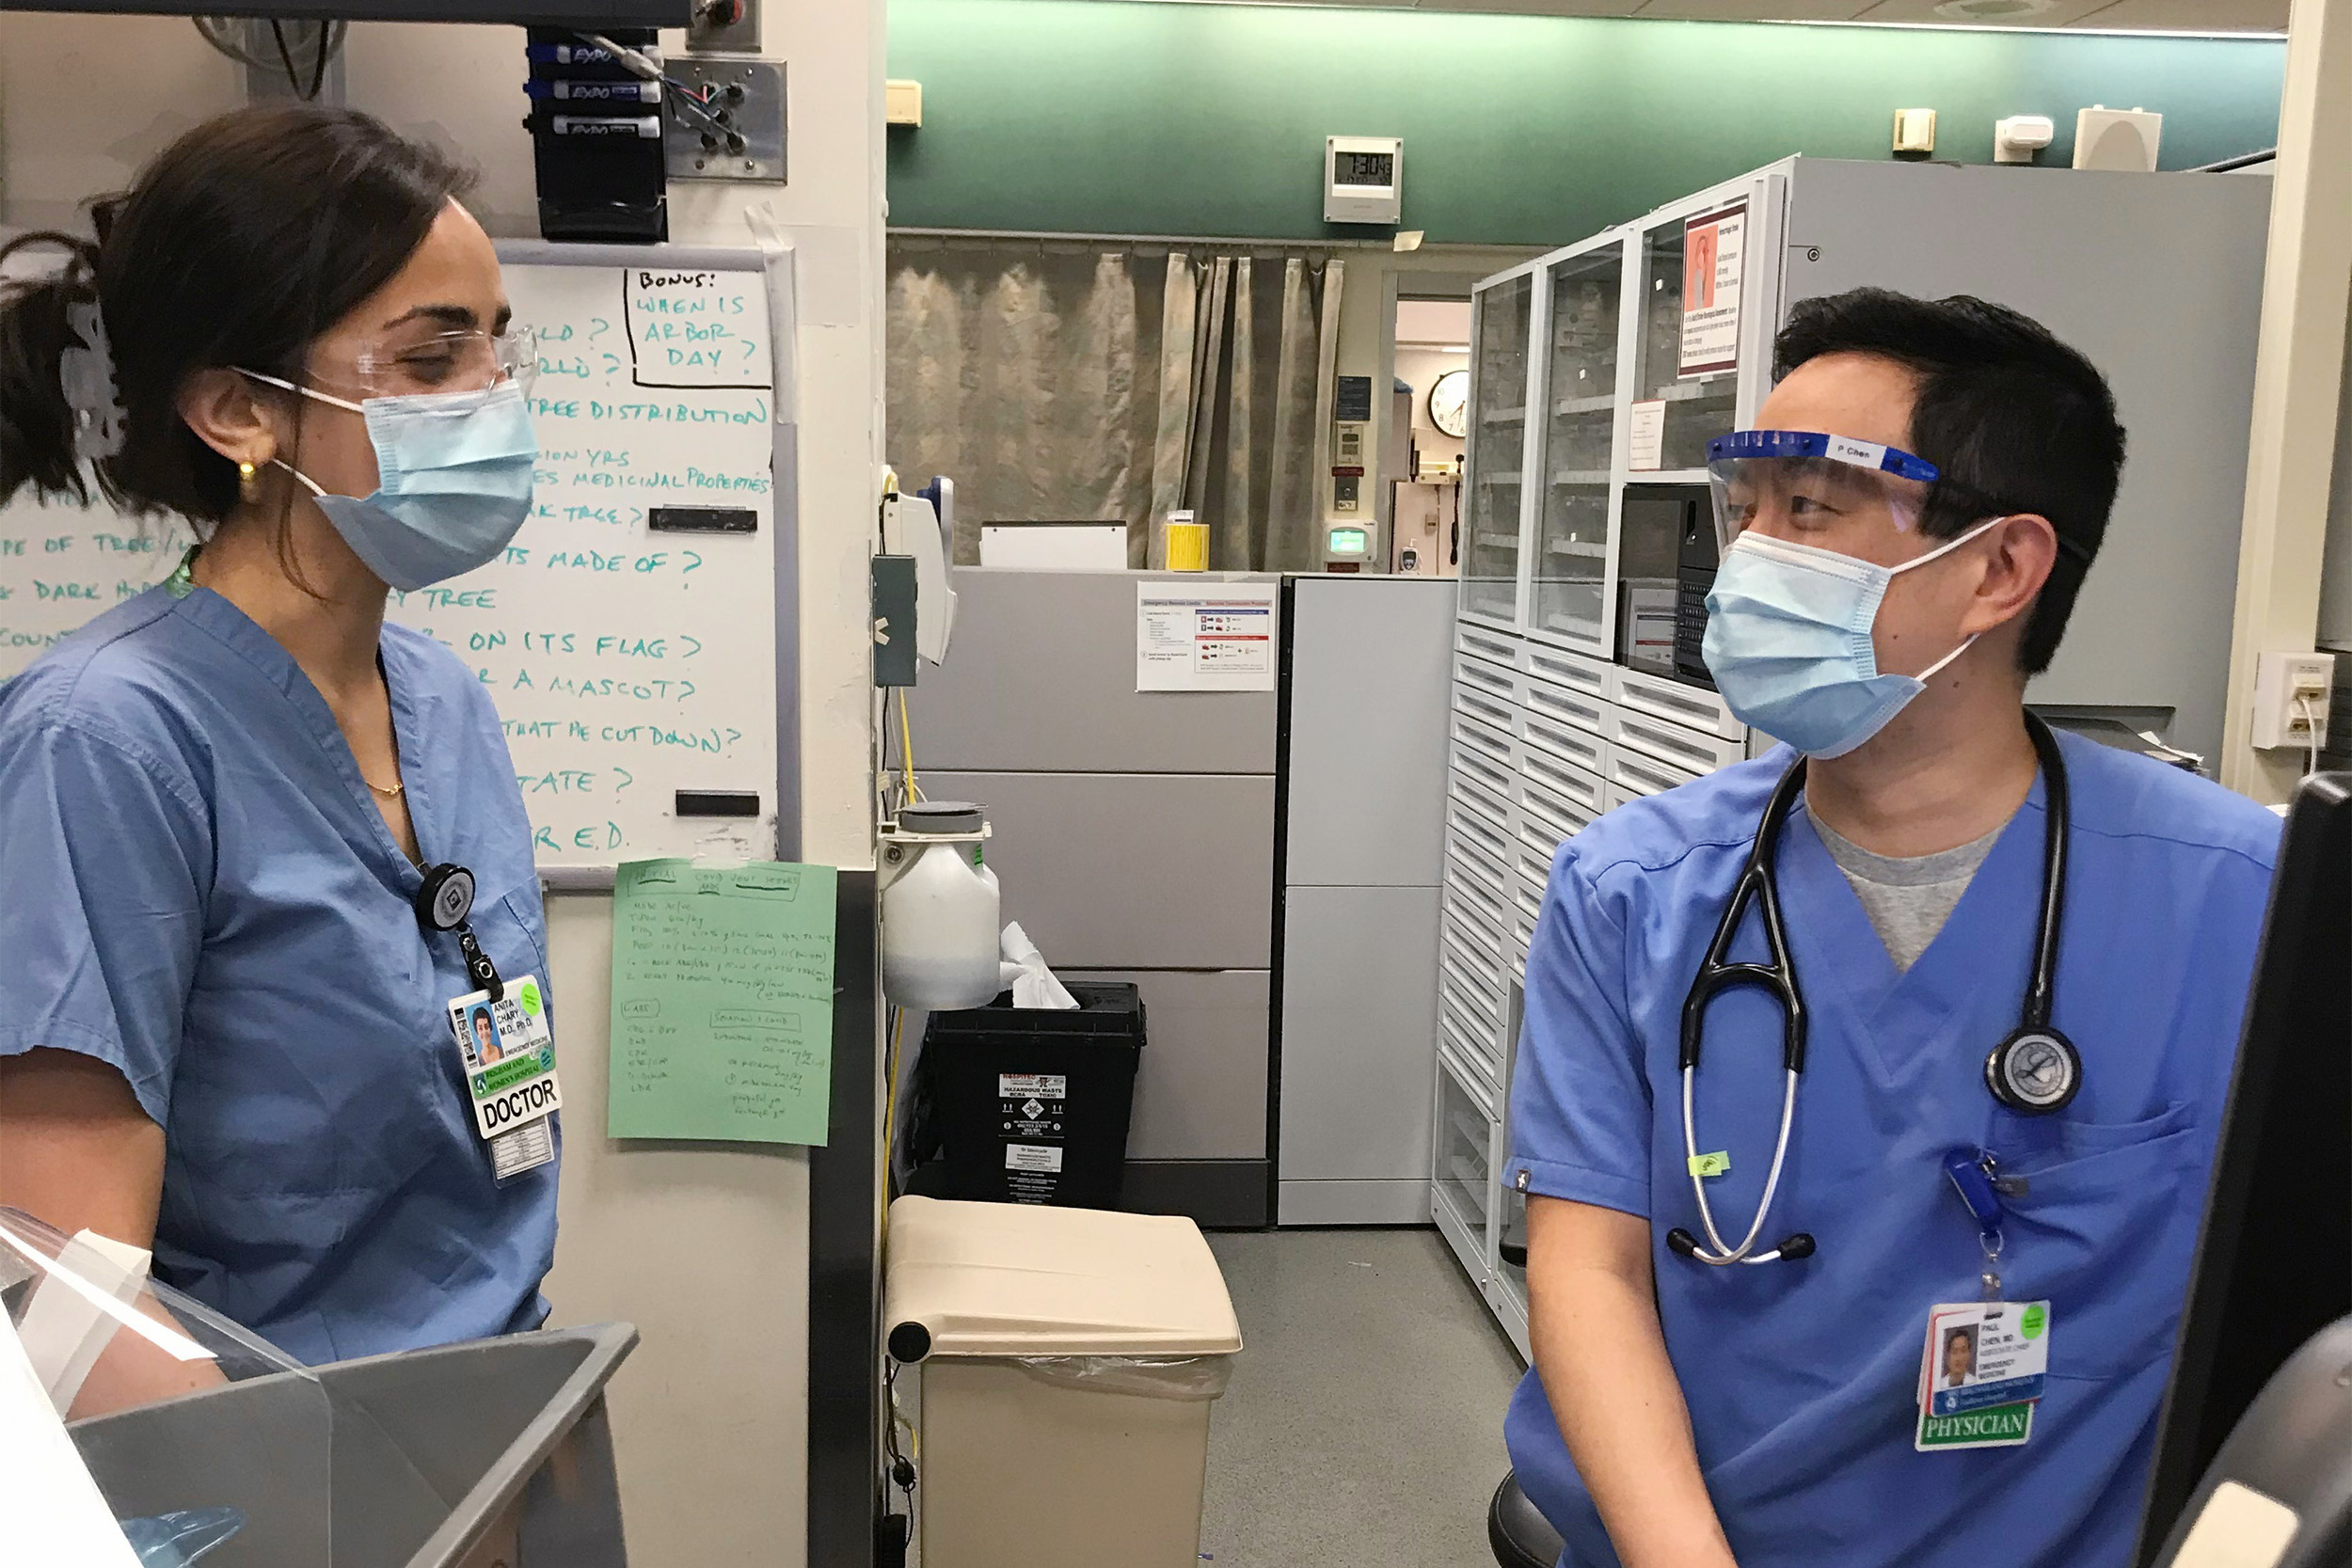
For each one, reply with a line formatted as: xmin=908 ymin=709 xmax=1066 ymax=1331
xmin=1504 ymin=731 xmax=2280 ymax=1568
xmin=0 ymin=583 xmax=558 ymax=1366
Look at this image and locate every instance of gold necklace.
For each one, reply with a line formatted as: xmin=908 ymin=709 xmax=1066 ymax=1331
xmin=366 ymin=777 xmax=405 ymax=799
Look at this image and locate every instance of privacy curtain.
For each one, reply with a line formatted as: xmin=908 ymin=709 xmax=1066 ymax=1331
xmin=886 ymin=236 xmax=1343 ymax=571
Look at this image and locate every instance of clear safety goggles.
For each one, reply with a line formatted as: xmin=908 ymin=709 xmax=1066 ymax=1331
xmin=253 ymin=325 xmax=540 ymax=415
xmin=1706 ymin=429 xmax=1945 ymax=548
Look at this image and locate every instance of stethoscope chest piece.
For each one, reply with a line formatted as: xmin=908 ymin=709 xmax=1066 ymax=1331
xmin=1984 ymin=1027 xmax=2082 ymax=1115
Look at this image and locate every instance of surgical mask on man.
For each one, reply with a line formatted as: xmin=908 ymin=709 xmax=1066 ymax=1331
xmin=242 ymin=372 xmax=536 ymax=592
xmin=1701 ymin=518 xmax=2002 ymax=759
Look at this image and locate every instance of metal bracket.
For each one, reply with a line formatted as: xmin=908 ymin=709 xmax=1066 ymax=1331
xmin=662 ymin=59 xmax=786 ymax=182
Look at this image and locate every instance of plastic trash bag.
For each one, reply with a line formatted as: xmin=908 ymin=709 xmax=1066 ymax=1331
xmin=118 ymin=1509 xmax=244 ymax=1566
xmin=1011 ymin=1355 xmax=1233 ymax=1402
xmin=998 ymin=923 xmax=1077 ymax=1010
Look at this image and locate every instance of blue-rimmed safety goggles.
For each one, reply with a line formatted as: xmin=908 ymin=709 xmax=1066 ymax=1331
xmin=1706 ymin=429 xmax=1944 ymax=546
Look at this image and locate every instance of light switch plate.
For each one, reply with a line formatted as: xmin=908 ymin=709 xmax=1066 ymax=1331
xmin=663 ymin=59 xmax=787 ymax=182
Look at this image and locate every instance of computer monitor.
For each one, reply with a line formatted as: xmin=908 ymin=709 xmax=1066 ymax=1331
xmin=2135 ymin=774 xmax=2352 ymax=1564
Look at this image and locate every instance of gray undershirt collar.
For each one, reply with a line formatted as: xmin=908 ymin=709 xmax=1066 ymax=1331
xmin=1808 ymin=809 xmax=2012 ymax=974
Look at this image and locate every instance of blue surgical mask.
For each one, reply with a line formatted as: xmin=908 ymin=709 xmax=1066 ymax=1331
xmin=244 ymin=373 xmax=536 ymax=592
xmin=1701 ymin=520 xmax=2000 ymax=759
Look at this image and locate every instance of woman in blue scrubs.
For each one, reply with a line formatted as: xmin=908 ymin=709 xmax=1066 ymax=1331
xmin=0 ymin=105 xmax=552 ymax=1370
xmin=1505 ymin=292 xmax=2281 ymax=1568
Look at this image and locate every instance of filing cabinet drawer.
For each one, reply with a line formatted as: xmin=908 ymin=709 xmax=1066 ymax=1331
xmin=1438 ymin=948 xmax=1503 ymax=1040
xmin=1609 ymin=705 xmax=1747 ymax=775
xmin=1445 ymin=902 xmax=1509 ymax=976
xmin=1518 ymin=744 xmax=1605 ymax=820
xmin=1454 ymin=622 xmax=1524 ymax=673
xmin=1439 ymin=1006 xmax=1502 ymax=1094
xmin=1519 ymin=706 xmax=1608 ymax=776
xmin=1453 ymin=650 xmax=1521 ymax=711
xmin=1444 ymin=852 xmax=1514 ymax=947
xmin=1451 ymin=674 xmax=1518 ymax=737
xmin=1608 ymin=743 xmax=1698 ymax=800
xmin=1521 ymin=641 xmax=1613 ymax=705
xmin=1518 ymin=772 xmax=1601 ymax=866
xmin=1522 ymin=667 xmax=1610 ymax=740
xmin=1614 ymin=666 xmax=1743 ymax=741
xmin=1448 ymin=768 xmax=1514 ymax=853
xmin=1449 ymin=710 xmax=1518 ymax=799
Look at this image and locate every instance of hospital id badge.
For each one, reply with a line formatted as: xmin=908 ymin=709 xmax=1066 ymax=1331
xmin=446 ymin=974 xmax=562 ymax=1181
xmin=1915 ymin=1299 xmax=2051 ymax=1450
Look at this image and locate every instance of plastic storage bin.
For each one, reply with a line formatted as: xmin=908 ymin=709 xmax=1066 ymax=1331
xmin=920 ymin=982 xmax=1145 ymax=1208
xmin=3 ymin=1205 xmax=636 ymax=1567
xmin=884 ymin=1196 xmax=1243 ymax=1568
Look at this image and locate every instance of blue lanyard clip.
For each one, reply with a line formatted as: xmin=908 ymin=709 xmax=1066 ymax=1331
xmin=1943 ymin=1148 xmax=2010 ymax=1238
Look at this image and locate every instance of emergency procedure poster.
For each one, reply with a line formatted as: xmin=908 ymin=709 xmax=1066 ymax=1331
xmin=1136 ymin=579 xmax=1279 ymax=691
xmin=1679 ymin=202 xmax=1747 ymax=377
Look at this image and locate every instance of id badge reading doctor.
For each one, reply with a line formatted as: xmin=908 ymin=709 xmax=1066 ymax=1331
xmin=416 ymin=863 xmax=561 ymax=1181
xmin=447 ymin=976 xmax=562 ymax=1180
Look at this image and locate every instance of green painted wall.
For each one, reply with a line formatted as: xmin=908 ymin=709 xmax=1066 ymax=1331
xmin=886 ymin=1 xmax=2285 ymax=247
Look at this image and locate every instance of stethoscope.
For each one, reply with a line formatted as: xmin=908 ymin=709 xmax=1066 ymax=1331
xmin=1666 ymin=713 xmax=2080 ymax=1268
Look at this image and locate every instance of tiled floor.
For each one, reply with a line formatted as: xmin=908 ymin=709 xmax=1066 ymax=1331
xmin=1200 ymin=1227 xmax=1525 ymax=1568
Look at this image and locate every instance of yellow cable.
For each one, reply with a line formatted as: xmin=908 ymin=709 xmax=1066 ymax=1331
xmin=897 ymin=688 xmax=921 ymax=801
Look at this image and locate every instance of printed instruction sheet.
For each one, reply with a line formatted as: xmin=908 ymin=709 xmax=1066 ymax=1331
xmin=1136 ymin=579 xmax=1279 ymax=692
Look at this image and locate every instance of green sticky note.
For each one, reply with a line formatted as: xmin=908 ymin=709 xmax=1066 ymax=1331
xmin=608 ymin=858 xmax=838 ymax=1146
xmin=1688 ymin=1150 xmax=1731 ymax=1179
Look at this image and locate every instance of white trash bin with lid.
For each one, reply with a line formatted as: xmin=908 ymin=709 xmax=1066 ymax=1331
xmin=884 ymin=1196 xmax=1243 ymax=1568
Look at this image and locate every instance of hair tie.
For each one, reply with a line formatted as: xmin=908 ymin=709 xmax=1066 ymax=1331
xmin=59 ymin=295 xmax=126 ymax=462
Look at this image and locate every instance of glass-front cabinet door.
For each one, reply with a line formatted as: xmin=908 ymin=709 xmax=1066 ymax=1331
xmin=1631 ymin=200 xmax=1744 ymax=476
xmin=1464 ymin=272 xmax=1535 ymax=625
xmin=1533 ymin=242 xmax=1623 ymax=648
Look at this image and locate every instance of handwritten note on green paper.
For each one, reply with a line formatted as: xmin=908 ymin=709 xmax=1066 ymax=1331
xmin=609 ymin=859 xmax=838 ymax=1146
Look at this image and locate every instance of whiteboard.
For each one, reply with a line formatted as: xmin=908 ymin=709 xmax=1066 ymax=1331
xmin=0 ymin=241 xmax=798 ymax=878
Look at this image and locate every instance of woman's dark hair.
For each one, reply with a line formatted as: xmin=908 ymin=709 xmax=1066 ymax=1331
xmin=1773 ymin=289 xmax=2126 ymax=675
xmin=0 ymin=104 xmax=474 ymax=525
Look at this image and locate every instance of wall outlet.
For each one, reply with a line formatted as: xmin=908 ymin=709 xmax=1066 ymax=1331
xmin=2251 ymin=651 xmax=2337 ymax=752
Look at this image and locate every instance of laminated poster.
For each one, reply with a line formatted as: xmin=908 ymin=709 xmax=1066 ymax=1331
xmin=1680 ymin=203 xmax=1747 ymax=378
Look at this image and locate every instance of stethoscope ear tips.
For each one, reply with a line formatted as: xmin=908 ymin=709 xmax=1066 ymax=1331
xmin=1777 ymin=1233 xmax=1817 ymax=1260
xmin=1666 ymin=1227 xmax=1702 ymax=1258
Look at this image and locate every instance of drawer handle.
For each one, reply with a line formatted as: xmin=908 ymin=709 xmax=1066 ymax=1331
xmin=1529 ymin=688 xmax=1604 ymax=729
xmin=1456 ymin=688 xmax=1513 ymax=725
xmin=1618 ymin=758 xmax=1679 ymax=794
xmin=1456 ymin=659 xmax=1513 ymax=696
xmin=1461 ymin=632 xmax=1517 ymax=664
xmin=1453 ymin=815 xmax=1508 ymax=860
xmin=1620 ymin=718 xmax=1708 ymax=769
xmin=1529 ymin=655 xmax=1602 ymax=694
xmin=1526 ymin=754 xmax=1599 ymax=807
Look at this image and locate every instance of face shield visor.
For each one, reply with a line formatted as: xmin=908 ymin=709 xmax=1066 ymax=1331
xmin=1706 ymin=430 xmax=1943 ymax=550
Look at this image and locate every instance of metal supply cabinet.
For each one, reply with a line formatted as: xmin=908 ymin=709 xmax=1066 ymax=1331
xmin=1275 ymin=576 xmax=1457 ymax=1226
xmin=1438 ymin=157 xmax=2269 ymax=1356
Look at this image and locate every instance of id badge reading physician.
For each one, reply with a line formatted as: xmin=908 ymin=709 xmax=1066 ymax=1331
xmin=446 ymin=974 xmax=562 ymax=1180
xmin=1916 ymin=1299 xmax=2051 ymax=1451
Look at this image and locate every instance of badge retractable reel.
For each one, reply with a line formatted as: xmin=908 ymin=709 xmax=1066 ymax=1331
xmin=415 ymin=863 xmax=504 ymax=1002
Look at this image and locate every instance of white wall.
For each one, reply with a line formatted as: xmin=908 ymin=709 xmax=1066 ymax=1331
xmin=0 ymin=10 xmax=882 ymax=1565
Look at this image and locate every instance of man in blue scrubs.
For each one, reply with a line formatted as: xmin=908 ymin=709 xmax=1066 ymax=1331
xmin=1504 ymin=291 xmax=2281 ymax=1568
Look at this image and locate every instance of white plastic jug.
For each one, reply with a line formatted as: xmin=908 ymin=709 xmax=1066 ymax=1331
xmin=880 ymin=802 xmax=1002 ymax=1009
